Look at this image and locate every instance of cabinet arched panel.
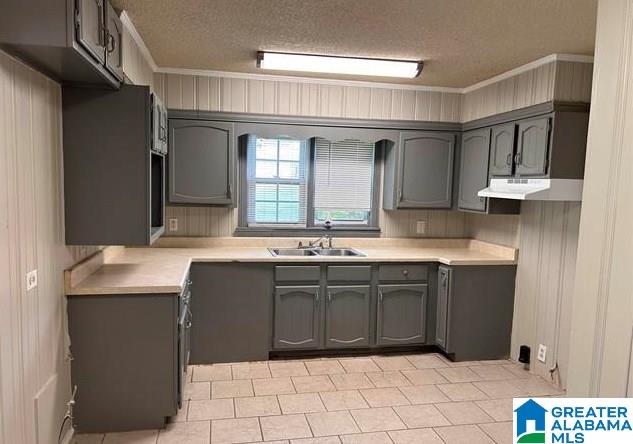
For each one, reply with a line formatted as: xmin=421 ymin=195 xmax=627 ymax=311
xmin=489 ymin=123 xmax=516 ymax=176
xmin=168 ymin=119 xmax=235 ymax=205
xmin=458 ymin=128 xmax=490 ymax=212
xmin=376 ymin=284 xmax=427 ymax=345
xmin=273 ymin=286 xmax=320 ymax=349
xmin=325 ymin=286 xmax=370 ymax=348
xmin=516 ymin=117 xmax=551 ymax=176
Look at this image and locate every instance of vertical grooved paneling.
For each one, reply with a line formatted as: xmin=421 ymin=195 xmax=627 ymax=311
xmin=247 ymin=79 xmax=264 ymax=114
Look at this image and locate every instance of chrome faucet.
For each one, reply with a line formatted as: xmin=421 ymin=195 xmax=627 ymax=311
xmin=308 ymin=219 xmax=333 ymax=248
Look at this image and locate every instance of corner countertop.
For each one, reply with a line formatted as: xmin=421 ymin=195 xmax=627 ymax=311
xmin=65 ymin=237 xmax=518 ymax=296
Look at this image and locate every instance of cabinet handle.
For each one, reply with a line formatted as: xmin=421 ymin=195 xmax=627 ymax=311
xmin=328 ymin=291 xmax=332 ymax=303
xmin=227 ymin=182 xmax=232 ymax=199
xmin=397 ymin=189 xmax=403 ymax=203
xmin=402 ymin=269 xmax=409 ymax=277
xmin=515 ymin=152 xmax=522 ymax=165
xmin=506 ymin=152 xmax=513 ymax=166
xmin=106 ymin=32 xmax=115 ymax=53
xmin=185 ymin=320 xmax=192 ymax=329
xmin=379 ymin=290 xmax=384 ymax=303
xmin=441 ymin=274 xmax=448 ymax=287
xmin=315 ymin=290 xmax=319 ymax=302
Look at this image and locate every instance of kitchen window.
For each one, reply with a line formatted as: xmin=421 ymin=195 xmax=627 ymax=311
xmin=241 ymin=135 xmax=379 ymax=232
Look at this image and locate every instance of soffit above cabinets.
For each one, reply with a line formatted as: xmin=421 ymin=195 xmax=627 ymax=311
xmin=111 ymin=0 xmax=597 ymax=87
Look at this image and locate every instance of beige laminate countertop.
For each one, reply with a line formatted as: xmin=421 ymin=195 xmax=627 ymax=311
xmin=65 ymin=237 xmax=517 ymax=296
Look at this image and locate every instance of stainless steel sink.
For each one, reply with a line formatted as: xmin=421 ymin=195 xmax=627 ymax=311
xmin=315 ymin=248 xmax=366 ymax=257
xmin=268 ymin=247 xmax=366 ymax=257
xmin=268 ymin=248 xmax=318 ymax=257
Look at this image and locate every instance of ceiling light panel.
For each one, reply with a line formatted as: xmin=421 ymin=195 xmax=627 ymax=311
xmin=257 ymin=52 xmax=423 ymax=79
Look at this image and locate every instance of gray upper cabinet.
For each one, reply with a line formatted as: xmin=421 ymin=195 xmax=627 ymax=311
xmin=0 ymin=0 xmax=121 ymax=88
xmin=436 ymin=266 xmax=450 ymax=351
xmin=168 ymin=119 xmax=235 ymax=206
xmin=516 ymin=117 xmax=551 ymax=176
xmin=273 ymin=286 xmax=321 ymax=350
xmin=489 ymin=123 xmax=516 ymax=176
xmin=104 ymin=1 xmax=124 ymax=81
xmin=376 ymin=284 xmax=427 ymax=346
xmin=76 ymin=0 xmax=106 ymax=65
xmin=325 ymin=286 xmax=370 ymax=348
xmin=383 ymin=131 xmax=455 ymax=209
xmin=457 ymin=128 xmax=490 ymax=212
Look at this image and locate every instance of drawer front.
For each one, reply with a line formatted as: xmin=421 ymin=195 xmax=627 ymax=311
xmin=275 ymin=266 xmax=321 ymax=282
xmin=327 ymin=266 xmax=371 ymax=282
xmin=378 ymin=264 xmax=428 ymax=282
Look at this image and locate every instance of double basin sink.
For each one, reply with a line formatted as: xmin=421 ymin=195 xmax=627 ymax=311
xmin=268 ymin=247 xmax=366 ymax=257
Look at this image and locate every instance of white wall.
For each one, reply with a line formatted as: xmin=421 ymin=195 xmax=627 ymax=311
xmin=566 ymin=0 xmax=633 ymax=397
xmin=0 ymin=51 xmax=101 ymax=444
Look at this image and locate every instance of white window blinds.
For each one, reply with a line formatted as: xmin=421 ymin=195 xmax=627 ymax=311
xmin=246 ymin=136 xmax=308 ymax=226
xmin=313 ymin=138 xmax=375 ymax=211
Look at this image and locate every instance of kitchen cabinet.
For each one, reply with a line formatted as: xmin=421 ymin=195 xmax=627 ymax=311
xmin=435 ymin=265 xmax=517 ymax=361
xmin=489 ymin=123 xmax=516 ymax=176
xmin=457 ymin=128 xmax=520 ymax=214
xmin=0 ymin=0 xmax=121 ymax=88
xmin=516 ymin=117 xmax=551 ymax=176
xmin=325 ymin=286 xmax=371 ymax=348
xmin=104 ymin=0 xmax=124 ymax=81
xmin=67 ymin=290 xmax=184 ymax=432
xmin=383 ymin=131 xmax=456 ymax=209
xmin=458 ymin=128 xmax=491 ymax=212
xmin=376 ymin=284 xmax=427 ymax=346
xmin=63 ymin=84 xmax=165 ymax=245
xmin=274 ymin=286 xmax=321 ymax=350
xmin=190 ymin=263 xmax=272 ymax=363
xmin=168 ymin=119 xmax=236 ymax=206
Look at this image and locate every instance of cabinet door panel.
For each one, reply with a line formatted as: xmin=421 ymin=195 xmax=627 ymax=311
xmin=489 ymin=123 xmax=516 ymax=176
xmin=104 ymin=1 xmax=124 ymax=81
xmin=376 ymin=284 xmax=427 ymax=346
xmin=76 ymin=0 xmax=105 ymax=64
xmin=169 ymin=120 xmax=234 ymax=205
xmin=458 ymin=128 xmax=490 ymax=212
xmin=398 ymin=132 xmax=455 ymax=208
xmin=274 ymin=286 xmax=320 ymax=350
xmin=516 ymin=117 xmax=551 ymax=176
xmin=436 ymin=267 xmax=450 ymax=351
xmin=325 ymin=286 xmax=370 ymax=348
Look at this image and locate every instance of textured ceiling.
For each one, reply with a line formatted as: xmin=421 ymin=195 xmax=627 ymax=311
xmin=112 ymin=0 xmax=597 ymax=87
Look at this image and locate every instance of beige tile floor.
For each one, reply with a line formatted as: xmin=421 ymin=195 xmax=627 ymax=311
xmin=72 ymin=353 xmax=564 ymax=444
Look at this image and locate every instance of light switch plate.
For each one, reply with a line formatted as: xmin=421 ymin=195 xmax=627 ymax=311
xmin=416 ymin=220 xmax=426 ymax=234
xmin=26 ymin=269 xmax=38 ymax=291
xmin=168 ymin=218 xmax=178 ymax=232
xmin=537 ymin=344 xmax=547 ymax=363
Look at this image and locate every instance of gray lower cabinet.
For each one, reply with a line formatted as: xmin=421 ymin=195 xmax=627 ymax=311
xmin=67 ymin=293 xmax=180 ymax=432
xmin=489 ymin=123 xmax=516 ymax=176
xmin=274 ymin=286 xmax=321 ymax=350
xmin=168 ymin=119 xmax=235 ymax=206
xmin=383 ymin=131 xmax=456 ymax=209
xmin=376 ymin=284 xmax=427 ymax=346
xmin=458 ymin=128 xmax=490 ymax=212
xmin=435 ymin=265 xmax=517 ymax=361
xmin=325 ymin=285 xmax=371 ymax=348
xmin=190 ymin=263 xmax=272 ymax=363
xmin=516 ymin=117 xmax=551 ymax=176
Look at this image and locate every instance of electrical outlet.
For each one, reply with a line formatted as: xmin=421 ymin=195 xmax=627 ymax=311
xmin=537 ymin=344 xmax=547 ymax=363
xmin=26 ymin=269 xmax=38 ymax=291
xmin=168 ymin=218 xmax=178 ymax=232
xmin=416 ymin=220 xmax=426 ymax=234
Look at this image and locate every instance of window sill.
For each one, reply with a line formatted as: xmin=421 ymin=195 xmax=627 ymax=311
xmin=234 ymin=226 xmax=381 ymax=237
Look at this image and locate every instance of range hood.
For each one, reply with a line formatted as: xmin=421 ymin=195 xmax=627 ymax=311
xmin=478 ymin=178 xmax=584 ymax=201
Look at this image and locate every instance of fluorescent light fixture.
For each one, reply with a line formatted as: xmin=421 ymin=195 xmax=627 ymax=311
xmin=256 ymin=51 xmax=423 ymax=79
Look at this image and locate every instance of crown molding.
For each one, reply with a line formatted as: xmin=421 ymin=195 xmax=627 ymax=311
xmin=119 ymin=11 xmax=158 ymax=72
xmin=120 ymin=10 xmax=593 ymax=94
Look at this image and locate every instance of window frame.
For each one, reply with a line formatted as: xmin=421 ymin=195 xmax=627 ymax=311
xmin=237 ymin=136 xmax=382 ymax=235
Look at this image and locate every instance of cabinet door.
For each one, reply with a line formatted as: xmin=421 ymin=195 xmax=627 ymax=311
xmin=436 ymin=266 xmax=450 ymax=351
xmin=397 ymin=132 xmax=455 ymax=208
xmin=169 ymin=120 xmax=235 ymax=205
xmin=274 ymin=286 xmax=320 ymax=350
xmin=325 ymin=286 xmax=370 ymax=348
xmin=516 ymin=117 xmax=551 ymax=176
xmin=104 ymin=1 xmax=124 ymax=81
xmin=489 ymin=123 xmax=516 ymax=176
xmin=76 ymin=0 xmax=106 ymax=64
xmin=376 ymin=284 xmax=427 ymax=346
xmin=458 ymin=128 xmax=490 ymax=212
